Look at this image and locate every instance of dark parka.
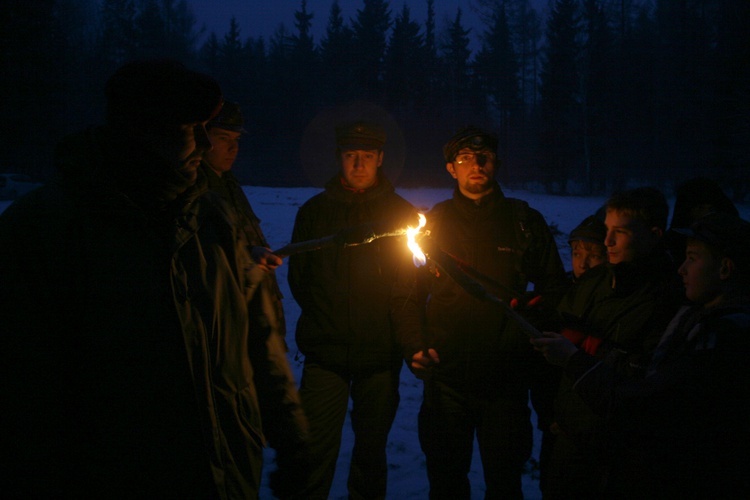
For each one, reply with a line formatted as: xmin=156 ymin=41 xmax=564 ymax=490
xmin=0 ymin=127 xmax=307 ymax=498
xmin=201 ymin=164 xmax=287 ymax=337
xmin=543 ymin=251 xmax=683 ymax=499
xmin=391 ymin=184 xmax=568 ymax=394
xmin=552 ymin=253 xmax=682 ymax=441
xmin=288 ymin=172 xmax=417 ymax=373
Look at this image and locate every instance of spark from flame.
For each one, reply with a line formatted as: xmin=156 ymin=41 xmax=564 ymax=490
xmin=406 ymin=213 xmax=427 ymax=267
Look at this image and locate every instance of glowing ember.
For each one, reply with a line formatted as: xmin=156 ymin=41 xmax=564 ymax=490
xmin=406 ymin=213 xmax=427 ymax=267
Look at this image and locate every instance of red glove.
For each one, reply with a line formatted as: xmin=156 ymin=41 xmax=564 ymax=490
xmin=510 ymin=294 xmax=544 ymax=310
xmin=560 ymin=328 xmax=585 ymax=345
xmin=581 ymin=335 xmax=603 ymax=356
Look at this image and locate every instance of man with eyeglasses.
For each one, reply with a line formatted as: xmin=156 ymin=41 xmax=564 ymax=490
xmin=392 ymin=126 xmax=568 ymax=498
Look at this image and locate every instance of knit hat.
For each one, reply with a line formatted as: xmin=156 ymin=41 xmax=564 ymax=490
xmin=569 ymin=213 xmax=607 ymax=245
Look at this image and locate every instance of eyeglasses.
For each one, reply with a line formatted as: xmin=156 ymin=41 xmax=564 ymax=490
xmin=454 ymin=151 xmax=496 ymax=165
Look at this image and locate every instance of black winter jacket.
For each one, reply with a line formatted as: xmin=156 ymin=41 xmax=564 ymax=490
xmin=0 ymin=127 xmax=307 ymax=498
xmin=288 ymin=172 xmax=417 ymax=374
xmin=391 ymin=184 xmax=567 ymax=395
xmin=552 ymin=252 xmax=683 ymax=440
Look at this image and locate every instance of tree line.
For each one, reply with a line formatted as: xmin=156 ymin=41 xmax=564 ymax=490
xmin=1 ymin=0 xmax=747 ymax=198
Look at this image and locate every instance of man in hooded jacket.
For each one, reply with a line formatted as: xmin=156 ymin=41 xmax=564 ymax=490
xmin=0 ymin=59 xmax=307 ymax=499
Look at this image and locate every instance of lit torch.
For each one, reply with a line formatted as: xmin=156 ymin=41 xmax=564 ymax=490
xmin=406 ymin=213 xmax=427 ymax=267
xmin=406 ymin=214 xmax=543 ymax=339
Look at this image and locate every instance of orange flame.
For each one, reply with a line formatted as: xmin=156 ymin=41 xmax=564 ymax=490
xmin=407 ymin=213 xmax=427 ymax=267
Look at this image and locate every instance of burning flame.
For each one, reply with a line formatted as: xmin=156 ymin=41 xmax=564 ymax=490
xmin=406 ymin=213 xmax=427 ymax=267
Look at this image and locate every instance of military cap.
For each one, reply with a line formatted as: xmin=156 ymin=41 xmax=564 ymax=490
xmin=335 ymin=121 xmax=386 ymax=150
xmin=208 ymin=100 xmax=246 ymax=133
xmin=443 ymin=126 xmax=499 ymax=162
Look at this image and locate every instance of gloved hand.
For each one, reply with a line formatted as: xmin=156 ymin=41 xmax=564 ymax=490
xmin=559 ymin=328 xmax=602 ymax=356
xmin=581 ymin=335 xmax=602 ymax=356
xmin=560 ymin=327 xmax=585 ymax=345
xmin=409 ymin=348 xmax=440 ymax=380
xmin=510 ymin=294 xmax=544 ymax=310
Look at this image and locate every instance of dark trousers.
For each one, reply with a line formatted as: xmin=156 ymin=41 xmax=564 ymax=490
xmin=419 ymin=380 xmax=532 ymax=500
xmin=299 ymin=360 xmax=401 ymax=500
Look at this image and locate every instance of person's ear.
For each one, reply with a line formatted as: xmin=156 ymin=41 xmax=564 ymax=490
xmin=377 ymin=150 xmax=384 ymax=168
xmin=446 ymin=162 xmax=457 ymax=179
xmin=719 ymin=257 xmax=734 ymax=281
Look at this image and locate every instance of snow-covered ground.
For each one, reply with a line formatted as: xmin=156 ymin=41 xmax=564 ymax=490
xmin=4 ymin=186 xmax=747 ymax=499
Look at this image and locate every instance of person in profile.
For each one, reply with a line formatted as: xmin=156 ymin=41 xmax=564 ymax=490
xmin=0 ymin=59 xmax=308 ymax=498
xmin=543 ymin=187 xmax=683 ymax=499
xmin=200 ymin=99 xmax=287 ymax=333
xmin=532 ymin=211 xmax=750 ymax=498
xmin=665 ymin=176 xmax=738 ymax=269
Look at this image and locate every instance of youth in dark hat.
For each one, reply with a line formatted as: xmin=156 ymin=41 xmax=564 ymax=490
xmin=569 ymin=213 xmax=608 ymax=279
xmin=204 ymin=101 xmax=246 ymax=177
xmin=675 ymin=212 xmax=750 ymax=278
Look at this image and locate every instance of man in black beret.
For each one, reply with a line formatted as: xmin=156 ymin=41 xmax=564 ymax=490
xmin=392 ymin=125 xmax=568 ymax=498
xmin=288 ymin=119 xmax=418 ymax=499
xmin=0 ymin=59 xmax=308 ymax=498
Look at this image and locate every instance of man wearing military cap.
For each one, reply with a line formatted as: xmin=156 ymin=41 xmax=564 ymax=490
xmin=288 ymin=119 xmax=418 ymax=499
xmin=200 ymin=100 xmax=288 ymax=334
xmin=392 ymin=125 xmax=568 ymax=498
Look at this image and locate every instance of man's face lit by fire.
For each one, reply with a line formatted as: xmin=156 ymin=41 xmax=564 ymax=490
xmin=205 ymin=127 xmax=241 ymax=177
xmin=604 ymin=209 xmax=661 ymax=265
xmin=446 ymin=148 xmax=497 ymax=200
xmin=339 ymin=148 xmax=383 ymax=190
xmin=145 ymin=121 xmax=213 ymax=184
